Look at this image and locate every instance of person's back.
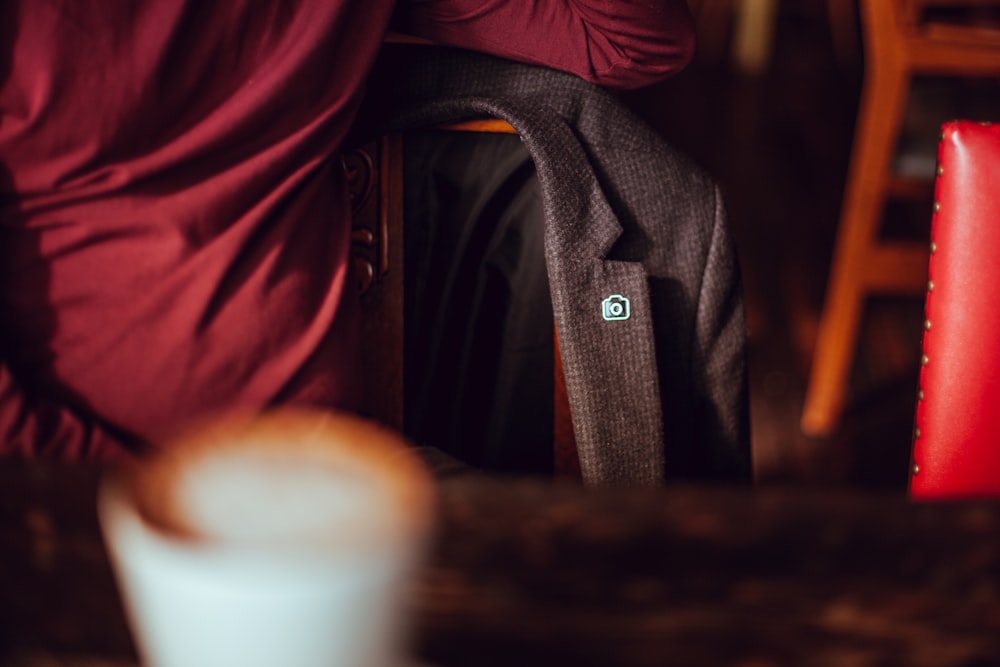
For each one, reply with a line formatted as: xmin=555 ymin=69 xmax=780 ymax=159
xmin=0 ymin=0 xmax=695 ymax=462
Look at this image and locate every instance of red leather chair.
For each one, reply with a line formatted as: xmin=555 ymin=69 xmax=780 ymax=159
xmin=910 ymin=120 xmax=1000 ymax=499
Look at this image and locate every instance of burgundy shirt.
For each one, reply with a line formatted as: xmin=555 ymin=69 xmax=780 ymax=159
xmin=0 ymin=0 xmax=694 ymax=462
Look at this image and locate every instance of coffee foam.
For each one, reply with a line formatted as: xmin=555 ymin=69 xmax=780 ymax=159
xmin=127 ymin=409 xmax=434 ymax=553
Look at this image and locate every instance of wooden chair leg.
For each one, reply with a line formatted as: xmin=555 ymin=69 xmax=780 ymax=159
xmin=354 ymin=135 xmax=406 ymax=432
xmin=732 ymin=0 xmax=780 ymax=75
xmin=801 ymin=61 xmax=915 ymax=436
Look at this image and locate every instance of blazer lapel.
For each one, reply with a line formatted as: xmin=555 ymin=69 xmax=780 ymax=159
xmin=552 ymin=258 xmax=664 ymax=485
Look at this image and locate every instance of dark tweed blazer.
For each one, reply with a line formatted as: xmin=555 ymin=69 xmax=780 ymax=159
xmin=363 ymin=45 xmax=752 ymax=486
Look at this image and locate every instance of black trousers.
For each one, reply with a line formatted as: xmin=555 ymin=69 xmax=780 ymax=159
xmin=402 ymin=131 xmax=554 ymax=476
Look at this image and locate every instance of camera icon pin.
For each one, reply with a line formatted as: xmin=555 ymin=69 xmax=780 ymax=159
xmin=601 ymin=294 xmax=631 ymax=321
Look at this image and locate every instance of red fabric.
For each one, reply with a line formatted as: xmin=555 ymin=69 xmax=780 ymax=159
xmin=0 ymin=0 xmax=694 ymax=463
xmin=396 ymin=0 xmax=694 ymax=90
xmin=911 ymin=120 xmax=1000 ymax=500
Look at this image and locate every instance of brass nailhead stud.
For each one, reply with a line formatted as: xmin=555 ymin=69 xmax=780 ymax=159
xmin=914 ymin=427 xmax=921 ymax=439
xmin=918 ymin=389 xmax=925 ymax=401
xmin=928 ymin=280 xmax=935 ymax=292
xmin=921 ymin=354 xmax=929 ymax=366
xmin=912 ymin=463 xmax=920 ymax=476
xmin=930 ymin=241 xmax=938 ymax=253
xmin=937 ymin=165 xmax=944 ymax=176
xmin=924 ymin=319 xmax=932 ymax=331
xmin=933 ymin=202 xmax=941 ymax=213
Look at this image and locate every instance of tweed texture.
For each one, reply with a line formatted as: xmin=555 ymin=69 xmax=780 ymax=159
xmin=363 ymin=46 xmax=751 ymax=485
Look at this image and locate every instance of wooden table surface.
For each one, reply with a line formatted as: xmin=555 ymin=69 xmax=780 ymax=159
xmin=1 ymin=462 xmax=999 ymax=666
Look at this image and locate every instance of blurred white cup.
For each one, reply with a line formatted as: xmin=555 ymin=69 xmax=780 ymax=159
xmin=98 ymin=409 xmax=435 ymax=667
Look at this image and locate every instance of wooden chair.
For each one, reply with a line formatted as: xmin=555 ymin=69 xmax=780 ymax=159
xmin=910 ymin=120 xmax=1000 ymax=500
xmin=801 ymin=0 xmax=1000 ymax=436
xmin=345 ymin=124 xmax=580 ymax=477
